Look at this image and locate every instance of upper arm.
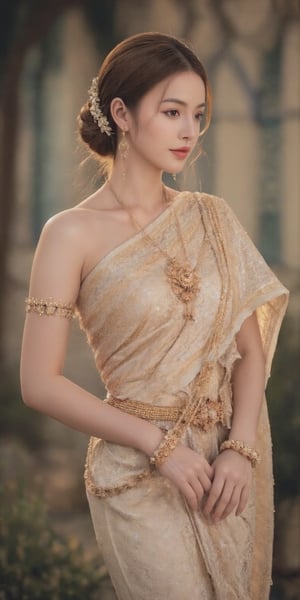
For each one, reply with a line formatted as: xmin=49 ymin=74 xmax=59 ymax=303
xmin=20 ymin=210 xmax=84 ymax=398
xmin=235 ymin=311 xmax=264 ymax=361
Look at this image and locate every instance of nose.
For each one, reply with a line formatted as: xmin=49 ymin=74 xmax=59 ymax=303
xmin=180 ymin=116 xmax=197 ymax=140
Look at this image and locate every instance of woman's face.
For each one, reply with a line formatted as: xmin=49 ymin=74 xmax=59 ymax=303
xmin=127 ymin=70 xmax=206 ymax=174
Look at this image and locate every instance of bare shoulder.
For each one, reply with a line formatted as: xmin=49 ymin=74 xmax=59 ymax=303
xmin=41 ymin=206 xmax=88 ymax=243
xmin=38 ymin=201 xmax=106 ymax=259
xmin=35 ymin=187 xmax=120 ymax=285
xmin=29 ymin=207 xmax=95 ymax=301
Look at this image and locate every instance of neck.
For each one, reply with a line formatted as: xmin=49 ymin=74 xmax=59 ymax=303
xmin=108 ymin=162 xmax=166 ymax=212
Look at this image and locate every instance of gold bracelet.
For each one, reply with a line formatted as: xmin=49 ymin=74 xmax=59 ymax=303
xmin=219 ymin=439 xmax=260 ymax=468
xmin=149 ymin=426 xmax=184 ymax=468
xmin=25 ymin=297 xmax=75 ymax=319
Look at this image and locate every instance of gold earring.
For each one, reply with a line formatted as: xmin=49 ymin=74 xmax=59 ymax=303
xmin=118 ymin=130 xmax=129 ymax=178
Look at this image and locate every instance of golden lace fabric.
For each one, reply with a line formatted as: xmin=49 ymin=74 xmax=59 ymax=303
xmin=75 ymin=191 xmax=288 ymax=599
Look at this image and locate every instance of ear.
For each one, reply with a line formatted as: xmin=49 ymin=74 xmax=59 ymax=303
xmin=110 ymin=97 xmax=130 ymax=132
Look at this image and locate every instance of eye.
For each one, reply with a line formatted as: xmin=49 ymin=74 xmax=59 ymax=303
xmin=164 ymin=109 xmax=180 ymax=118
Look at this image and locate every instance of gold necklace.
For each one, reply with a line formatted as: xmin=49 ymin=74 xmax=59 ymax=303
xmin=107 ymin=181 xmax=200 ymax=320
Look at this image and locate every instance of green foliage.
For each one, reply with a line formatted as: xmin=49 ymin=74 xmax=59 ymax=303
xmin=0 ymin=482 xmax=106 ymax=599
xmin=267 ymin=317 xmax=300 ymax=501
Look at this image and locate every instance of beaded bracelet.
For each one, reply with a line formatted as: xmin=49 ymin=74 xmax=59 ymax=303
xmin=149 ymin=426 xmax=182 ymax=468
xmin=220 ymin=439 xmax=260 ymax=468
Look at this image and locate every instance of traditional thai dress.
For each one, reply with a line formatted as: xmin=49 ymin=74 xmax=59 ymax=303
xmin=76 ymin=191 xmax=288 ymax=600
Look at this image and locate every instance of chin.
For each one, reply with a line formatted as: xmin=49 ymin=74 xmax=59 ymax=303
xmin=164 ymin=164 xmax=184 ymax=175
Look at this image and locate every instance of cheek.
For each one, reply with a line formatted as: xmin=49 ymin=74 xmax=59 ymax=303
xmin=130 ymin=114 xmax=174 ymax=160
xmin=133 ymin=123 xmax=166 ymax=152
xmin=137 ymin=114 xmax=171 ymax=139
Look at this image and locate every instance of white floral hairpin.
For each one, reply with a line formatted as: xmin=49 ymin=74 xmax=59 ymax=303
xmin=88 ymin=77 xmax=112 ymax=136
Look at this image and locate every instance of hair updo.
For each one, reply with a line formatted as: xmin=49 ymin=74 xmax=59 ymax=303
xmin=78 ymin=32 xmax=211 ymax=163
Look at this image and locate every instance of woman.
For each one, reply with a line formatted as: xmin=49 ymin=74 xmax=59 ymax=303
xmin=20 ymin=32 xmax=288 ymax=599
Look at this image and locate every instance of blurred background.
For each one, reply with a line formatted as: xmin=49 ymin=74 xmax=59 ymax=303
xmin=0 ymin=1 xmax=299 ymax=598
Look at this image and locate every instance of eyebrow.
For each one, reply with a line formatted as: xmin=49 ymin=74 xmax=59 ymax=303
xmin=160 ymin=98 xmax=206 ymax=109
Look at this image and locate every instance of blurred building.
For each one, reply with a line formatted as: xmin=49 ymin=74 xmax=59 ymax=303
xmin=6 ymin=0 xmax=300 ymax=380
xmin=3 ymin=3 xmax=299 ymax=593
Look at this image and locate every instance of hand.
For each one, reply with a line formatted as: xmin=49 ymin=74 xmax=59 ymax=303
xmin=203 ymin=449 xmax=252 ymax=522
xmin=157 ymin=443 xmax=213 ymax=511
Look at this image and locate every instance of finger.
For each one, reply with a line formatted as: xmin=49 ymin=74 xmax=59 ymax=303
xmin=204 ymin=461 xmax=214 ymax=479
xmin=236 ymin=485 xmax=250 ymax=516
xmin=219 ymin=486 xmax=241 ymax=520
xmin=183 ymin=482 xmax=199 ymax=511
xmin=198 ymin=472 xmax=212 ymax=494
xmin=211 ymin=481 xmax=235 ymax=522
xmin=203 ymin=478 xmax=225 ymax=516
xmin=195 ymin=457 xmax=213 ymax=480
xmin=190 ymin=477 xmax=205 ymax=503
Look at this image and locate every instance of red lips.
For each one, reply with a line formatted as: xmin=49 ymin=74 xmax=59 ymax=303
xmin=170 ymin=147 xmax=191 ymax=159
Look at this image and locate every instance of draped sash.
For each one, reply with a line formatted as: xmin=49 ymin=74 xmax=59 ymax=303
xmin=76 ymin=192 xmax=288 ymax=599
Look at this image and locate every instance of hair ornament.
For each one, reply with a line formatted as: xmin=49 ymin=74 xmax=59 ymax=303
xmin=88 ymin=77 xmax=112 ymax=136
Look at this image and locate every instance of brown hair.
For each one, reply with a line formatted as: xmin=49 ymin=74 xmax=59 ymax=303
xmin=78 ymin=32 xmax=211 ymax=164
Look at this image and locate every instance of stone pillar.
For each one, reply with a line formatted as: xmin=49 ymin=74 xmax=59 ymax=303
xmin=213 ymin=53 xmax=261 ymax=241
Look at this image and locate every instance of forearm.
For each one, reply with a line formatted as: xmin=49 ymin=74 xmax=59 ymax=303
xmin=21 ymin=374 xmax=163 ymax=456
xmin=229 ymin=349 xmax=265 ymax=446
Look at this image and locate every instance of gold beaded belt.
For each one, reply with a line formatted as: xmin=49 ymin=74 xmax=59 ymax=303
xmin=106 ymin=395 xmax=225 ymax=432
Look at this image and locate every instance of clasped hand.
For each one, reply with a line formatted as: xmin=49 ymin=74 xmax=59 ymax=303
xmin=158 ymin=444 xmax=252 ymax=522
